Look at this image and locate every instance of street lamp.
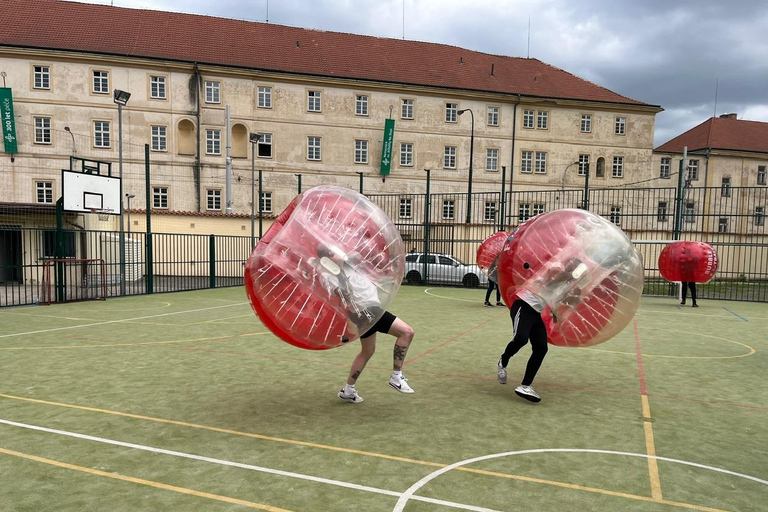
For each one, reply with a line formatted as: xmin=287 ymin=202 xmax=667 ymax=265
xmin=457 ymin=108 xmax=474 ymax=223
xmin=560 ymin=161 xmax=580 ymax=207
xmin=63 ymin=126 xmax=76 ymax=158
xmin=125 ymin=193 xmax=135 ymax=238
xmin=249 ymin=132 xmax=262 ymax=250
xmin=113 ymin=89 xmax=131 ymax=296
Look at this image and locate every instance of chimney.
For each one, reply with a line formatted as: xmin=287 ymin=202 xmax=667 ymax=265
xmin=719 ymin=113 xmax=737 ymax=119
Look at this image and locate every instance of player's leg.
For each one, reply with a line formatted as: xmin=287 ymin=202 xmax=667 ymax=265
xmin=690 ymin=282 xmax=698 ymax=307
xmin=495 ymin=283 xmax=503 ymax=306
xmin=681 ymin=282 xmax=688 ymax=305
xmin=498 ymin=300 xmax=535 ymax=384
xmin=515 ymin=320 xmax=547 ymax=403
xmin=338 ymin=335 xmax=376 ymax=403
xmin=484 ymin=280 xmax=494 ymax=306
xmin=387 ymin=317 xmax=415 ymax=393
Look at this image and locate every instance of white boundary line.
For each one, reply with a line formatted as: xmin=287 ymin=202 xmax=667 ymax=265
xmin=423 ymin=288 xmax=483 ymax=303
xmin=0 ymin=419 xmax=503 ymax=512
xmin=0 ymin=302 xmax=248 ymax=339
xmin=393 ymin=448 xmax=768 ymax=512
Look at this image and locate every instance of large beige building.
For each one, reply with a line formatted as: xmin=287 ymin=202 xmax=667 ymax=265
xmin=0 ymin=0 xmax=662 ymax=231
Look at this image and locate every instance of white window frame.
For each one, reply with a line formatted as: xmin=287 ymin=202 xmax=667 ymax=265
xmin=257 ymin=86 xmax=272 ymax=109
xmin=260 ymin=191 xmax=273 ymax=213
xmin=150 ymin=75 xmax=167 ymax=99
xmin=206 ymin=129 xmax=221 ymax=155
xmin=36 ymin=181 xmax=53 ymax=204
xmin=355 ymin=94 xmax=369 ymax=116
xmin=610 ymin=206 xmax=622 ymax=225
xmin=92 ymin=70 xmax=109 ymax=94
xmin=721 ymin=177 xmax=731 ymax=197
xmin=534 ymin=151 xmax=547 ymax=174
xmin=401 ymin=98 xmax=414 ymax=119
xmin=660 ymin=157 xmax=671 ymax=179
xmin=307 ymin=90 xmax=322 ymax=112
xmin=580 ymin=114 xmax=592 ymax=133
xmin=521 ymin=150 xmax=533 ymax=173
xmin=758 ymin=165 xmax=766 ymax=185
xmin=487 ymin=106 xmax=500 ymax=127
xmin=486 ymin=148 xmax=499 ymax=171
xmin=755 ymin=206 xmax=765 ymax=226
xmin=399 ymin=197 xmax=412 ymax=219
xmin=533 ymin=203 xmax=545 ymax=216
xmin=93 ymin=120 xmax=111 ymax=148
xmin=257 ymin=133 xmax=273 ymax=159
xmin=518 ymin=203 xmax=531 ymax=221
xmin=153 ymin=187 xmax=169 ymax=209
xmin=718 ymin=217 xmax=729 ymax=233
xmin=578 ymin=154 xmax=590 ymax=177
xmin=444 ymin=146 xmax=457 ymax=169
xmin=33 ymin=65 xmax=50 ymax=90
xmin=400 ymin=143 xmax=413 ymax=167
xmin=484 ymin=201 xmax=497 ymax=222
xmin=445 ymin=103 xmax=458 ymax=123
xmin=307 ymin=136 xmax=322 ymax=161
xmin=204 ymin=80 xmax=220 ymax=104
xmin=206 ymin=189 xmax=222 ymax=211
xmin=612 ymin=156 xmax=624 ymax=178
xmin=537 ymin=111 xmax=549 ymax=130
xmin=688 ymin=159 xmax=699 ymax=181
xmin=522 ymin=109 xmax=534 ymax=129
xmin=151 ymin=125 xmax=167 ymax=152
xmin=615 ymin=116 xmax=626 ymax=135
xmin=354 ymin=139 xmax=369 ymax=164
xmin=657 ymin=201 xmax=668 ymax=222
xmin=34 ymin=116 xmax=52 ymax=144
xmin=685 ymin=202 xmax=696 ymax=223
xmin=442 ymin=199 xmax=455 ymax=220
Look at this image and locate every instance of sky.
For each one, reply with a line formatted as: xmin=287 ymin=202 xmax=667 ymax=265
xmin=75 ymin=0 xmax=768 ymax=147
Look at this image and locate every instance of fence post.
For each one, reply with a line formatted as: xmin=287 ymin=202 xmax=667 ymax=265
xmin=145 ymin=144 xmax=153 ymax=294
xmin=499 ymin=166 xmax=506 ymax=231
xmin=55 ymin=197 xmax=65 ymax=303
xmin=583 ymin=163 xmax=590 ymax=210
xmin=673 ymin=146 xmax=688 ymax=240
xmin=423 ymin=168 xmax=431 ymax=283
xmin=209 ymin=234 xmax=216 ymax=289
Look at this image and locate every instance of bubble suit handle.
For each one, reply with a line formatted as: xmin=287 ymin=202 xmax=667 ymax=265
xmin=245 ymin=186 xmax=405 ymax=350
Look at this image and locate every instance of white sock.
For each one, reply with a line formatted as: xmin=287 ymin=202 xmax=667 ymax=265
xmin=392 ymin=371 xmax=403 ymax=380
xmin=344 ymin=384 xmax=356 ymax=394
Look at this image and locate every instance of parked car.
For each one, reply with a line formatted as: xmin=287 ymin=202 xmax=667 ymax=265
xmin=404 ymin=253 xmax=488 ymax=287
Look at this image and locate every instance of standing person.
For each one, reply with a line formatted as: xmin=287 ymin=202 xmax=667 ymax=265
xmin=314 ymin=246 xmax=416 ymax=404
xmin=680 ymin=281 xmax=698 ymax=307
xmin=484 ymin=280 xmax=503 ymax=307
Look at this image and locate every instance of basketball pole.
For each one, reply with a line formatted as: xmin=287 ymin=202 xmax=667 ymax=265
xmin=118 ymin=101 xmax=126 ymax=296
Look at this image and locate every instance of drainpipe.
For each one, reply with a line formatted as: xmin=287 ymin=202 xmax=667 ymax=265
xmin=507 ymin=95 xmax=520 ymax=226
xmin=194 ymin=63 xmax=202 ymax=212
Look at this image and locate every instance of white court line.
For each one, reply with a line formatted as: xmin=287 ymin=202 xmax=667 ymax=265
xmin=0 ymin=303 xmax=248 ymax=339
xmin=424 ymin=288 xmax=483 ymax=303
xmin=393 ymin=448 xmax=768 ymax=512
xmin=0 ymin=419 xmax=503 ymax=512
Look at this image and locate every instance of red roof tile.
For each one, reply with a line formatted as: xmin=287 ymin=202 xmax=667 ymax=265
xmin=0 ymin=0 xmax=656 ymax=107
xmin=655 ymin=117 xmax=768 ymax=154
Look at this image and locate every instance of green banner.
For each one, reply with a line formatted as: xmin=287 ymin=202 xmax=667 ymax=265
xmin=1 ymin=88 xmax=18 ymax=154
xmin=380 ymin=118 xmax=395 ymax=176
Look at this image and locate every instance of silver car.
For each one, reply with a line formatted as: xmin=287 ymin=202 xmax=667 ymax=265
xmin=404 ymin=253 xmax=488 ymax=287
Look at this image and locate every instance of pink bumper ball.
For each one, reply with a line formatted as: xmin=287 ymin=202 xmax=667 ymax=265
xmin=658 ymin=241 xmax=718 ymax=283
xmin=476 ymin=231 xmax=510 ymax=283
xmin=497 ymin=209 xmax=644 ymax=347
xmin=245 ymin=186 xmax=405 ymax=350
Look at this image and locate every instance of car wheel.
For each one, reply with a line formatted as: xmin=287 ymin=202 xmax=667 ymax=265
xmin=462 ymin=273 xmax=480 ymax=288
xmin=406 ymin=270 xmax=423 ymax=285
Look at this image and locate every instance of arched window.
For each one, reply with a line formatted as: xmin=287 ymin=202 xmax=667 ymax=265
xmin=596 ymin=157 xmax=605 ymax=178
xmin=177 ymin=119 xmax=196 ymax=155
xmin=232 ymin=123 xmax=248 ymax=158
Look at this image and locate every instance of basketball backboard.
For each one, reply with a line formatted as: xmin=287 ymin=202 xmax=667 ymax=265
xmin=62 ymin=169 xmax=121 ymax=214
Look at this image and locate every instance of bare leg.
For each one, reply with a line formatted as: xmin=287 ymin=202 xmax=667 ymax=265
xmin=387 ymin=317 xmax=415 ymax=371
xmin=346 ymin=335 xmax=376 ymax=386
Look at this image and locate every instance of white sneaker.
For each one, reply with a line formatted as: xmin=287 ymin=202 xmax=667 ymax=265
xmin=389 ymin=375 xmax=415 ymax=394
xmin=514 ymin=385 xmax=541 ymax=403
xmin=497 ymin=359 xmax=507 ymax=384
xmin=338 ymin=388 xmax=363 ymax=403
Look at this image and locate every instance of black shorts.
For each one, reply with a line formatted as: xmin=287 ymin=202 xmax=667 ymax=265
xmin=361 ymin=310 xmax=397 ymax=339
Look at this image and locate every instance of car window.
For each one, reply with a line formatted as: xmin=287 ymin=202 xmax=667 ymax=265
xmin=405 ymin=254 xmax=418 ymax=262
xmin=424 ymin=255 xmax=437 ymax=264
xmin=438 ymin=256 xmax=455 ymax=265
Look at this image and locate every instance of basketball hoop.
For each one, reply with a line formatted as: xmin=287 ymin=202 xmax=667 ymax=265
xmin=90 ymin=208 xmax=114 ymax=221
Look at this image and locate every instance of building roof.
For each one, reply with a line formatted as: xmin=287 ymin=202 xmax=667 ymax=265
xmin=655 ymin=116 xmax=768 ymax=155
xmin=0 ymin=0 xmax=657 ymax=108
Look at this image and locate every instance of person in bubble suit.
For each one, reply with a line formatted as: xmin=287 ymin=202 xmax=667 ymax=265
xmin=313 ymin=245 xmax=416 ymax=404
xmin=496 ymin=258 xmax=585 ymax=403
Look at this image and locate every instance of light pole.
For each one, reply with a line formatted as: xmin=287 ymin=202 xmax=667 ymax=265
xmin=64 ymin=126 xmax=76 ymax=158
xmin=113 ymin=89 xmax=131 ymax=296
xmin=249 ymin=132 xmax=262 ymax=250
xmin=457 ymin=108 xmax=474 ymax=223
xmin=559 ymin=161 xmax=580 ymax=208
xmin=125 ymin=194 xmax=135 ymax=239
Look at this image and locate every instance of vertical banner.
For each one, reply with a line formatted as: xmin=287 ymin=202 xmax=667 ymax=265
xmin=0 ymin=88 xmax=18 ymax=154
xmin=380 ymin=118 xmax=395 ymax=176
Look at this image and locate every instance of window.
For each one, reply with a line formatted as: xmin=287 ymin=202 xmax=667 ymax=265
xmin=206 ymin=189 xmax=221 ymax=211
xmin=92 ymin=70 xmax=109 ymax=94
xmin=537 ymin=111 xmax=549 ymax=130
xmin=721 ymin=177 xmax=731 ymax=197
xmin=521 ymin=151 xmax=533 ymax=173
xmin=257 ymin=86 xmax=272 ymax=108
xmin=718 ymin=217 xmax=729 ymax=233
xmin=33 ymin=65 xmax=50 ymax=89
xmin=610 ymin=206 xmax=621 ymax=225
xmin=578 ymin=154 xmax=590 ymax=177
xmin=400 ymin=143 xmax=413 ymax=166
xmin=685 ymin=202 xmax=695 ymax=223
xmin=444 ymin=146 xmax=456 ymax=169
xmin=580 ymin=114 xmax=592 ymax=133
xmin=687 ymin=159 xmax=699 ymax=181
xmin=660 ymin=157 xmax=671 ymax=179
xmin=399 ymin=198 xmax=412 ymax=219
xmin=36 ymin=181 xmax=53 ymax=203
xmin=401 ymin=99 xmax=414 ymax=119
xmin=150 ymin=75 xmax=166 ymax=99
xmin=612 ymin=156 xmax=624 ymax=178
xmin=257 ymin=133 xmax=272 ymax=158
xmin=205 ymin=81 xmax=220 ymax=103
xmin=307 ymin=136 xmax=322 ymax=160
xmin=42 ymin=230 xmax=75 ymax=258
xmin=755 ymin=207 xmax=765 ymax=226
xmin=487 ymin=107 xmax=500 ymax=126
xmin=93 ymin=121 xmax=110 ymax=148
xmin=308 ymin=90 xmax=322 ymax=112
xmin=153 ymin=187 xmax=168 ymax=209
xmin=484 ymin=201 xmax=497 ymax=222
xmin=260 ymin=192 xmax=273 ymax=213
xmin=206 ymin=129 xmax=221 ymax=155
xmin=522 ymin=109 xmax=534 ymax=129
xmin=758 ymin=165 xmax=766 ymax=185
xmin=657 ymin=201 xmax=668 ymax=222
xmin=151 ymin=125 xmax=167 ymax=152
xmin=596 ymin=158 xmax=605 ymax=178
xmin=34 ymin=117 xmax=51 ymax=144
xmin=354 ymin=139 xmax=368 ymax=164
xmin=535 ymin=152 xmax=547 ymax=174
xmin=533 ymin=203 xmax=545 ymax=216
xmin=355 ymin=95 xmax=368 ymax=116
xmin=518 ymin=203 xmax=531 ymax=221
xmin=445 ymin=103 xmax=458 ymax=123
xmin=486 ymin=149 xmax=499 ymax=171
xmin=615 ymin=117 xmax=626 ymax=135
xmin=442 ymin=200 xmax=455 ymax=220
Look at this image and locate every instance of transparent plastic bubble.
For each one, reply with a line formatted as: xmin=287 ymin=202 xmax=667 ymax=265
xmin=658 ymin=241 xmax=718 ymax=283
xmin=476 ymin=231 xmax=510 ymax=283
xmin=497 ymin=209 xmax=645 ymax=347
xmin=245 ymin=186 xmax=405 ymax=350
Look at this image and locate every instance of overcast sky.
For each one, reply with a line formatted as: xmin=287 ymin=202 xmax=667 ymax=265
xmin=76 ymin=0 xmax=768 ymax=147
